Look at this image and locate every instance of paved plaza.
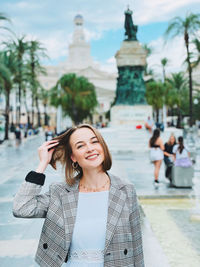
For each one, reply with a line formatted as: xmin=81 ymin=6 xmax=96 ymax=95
xmin=0 ymin=127 xmax=200 ymax=267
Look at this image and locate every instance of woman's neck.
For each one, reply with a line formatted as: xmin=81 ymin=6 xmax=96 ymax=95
xmin=81 ymin=169 xmax=109 ymax=188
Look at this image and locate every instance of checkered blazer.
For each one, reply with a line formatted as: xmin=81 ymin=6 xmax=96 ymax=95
xmin=13 ymin=172 xmax=144 ymax=267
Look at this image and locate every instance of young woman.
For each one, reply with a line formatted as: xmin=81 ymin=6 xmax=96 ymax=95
xmin=173 ymin=136 xmax=192 ymax=167
xmin=164 ymin=134 xmax=176 ymax=182
xmin=149 ymin=128 xmax=164 ymax=188
xmin=13 ymin=124 xmax=144 ymax=267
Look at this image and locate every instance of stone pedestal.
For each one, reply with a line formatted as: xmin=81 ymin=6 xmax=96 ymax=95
xmin=115 ymin=41 xmax=146 ymax=67
xmin=111 ymin=105 xmax=152 ymax=127
xmin=114 ymin=41 xmax=147 ymax=106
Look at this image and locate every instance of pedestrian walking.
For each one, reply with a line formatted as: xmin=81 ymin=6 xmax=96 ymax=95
xmin=149 ymin=128 xmax=164 ymax=188
xmin=13 ymin=124 xmax=144 ymax=267
xmin=14 ymin=125 xmax=22 ymax=147
xmin=144 ymin=116 xmax=154 ymax=133
xmin=164 ymin=134 xmax=176 ymax=182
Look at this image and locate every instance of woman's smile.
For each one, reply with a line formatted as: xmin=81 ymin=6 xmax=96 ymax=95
xmin=86 ymin=153 xmax=99 ymax=160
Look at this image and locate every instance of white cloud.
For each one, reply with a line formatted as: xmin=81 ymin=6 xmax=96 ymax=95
xmin=99 ymin=56 xmax=117 ymax=73
xmin=1 ymin=0 xmax=200 ymax=68
xmin=134 ymin=0 xmax=200 ymax=24
xmin=40 ymin=31 xmax=69 ymax=60
xmin=84 ymin=29 xmax=102 ymax=42
xmin=147 ymin=36 xmax=187 ymax=78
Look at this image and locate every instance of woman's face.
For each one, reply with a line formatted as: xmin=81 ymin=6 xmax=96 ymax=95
xmin=70 ymin=128 xmax=104 ymax=171
xmin=170 ymin=136 xmax=175 ymax=144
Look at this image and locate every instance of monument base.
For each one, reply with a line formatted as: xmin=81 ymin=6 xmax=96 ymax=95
xmin=110 ymin=105 xmax=152 ymax=127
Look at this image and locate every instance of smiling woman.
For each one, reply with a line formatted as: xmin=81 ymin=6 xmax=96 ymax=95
xmin=13 ymin=124 xmax=144 ymax=267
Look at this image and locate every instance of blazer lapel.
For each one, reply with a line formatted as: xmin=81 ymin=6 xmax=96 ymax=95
xmin=104 ymin=180 xmax=126 ymax=253
xmin=60 ymin=180 xmax=79 ymax=249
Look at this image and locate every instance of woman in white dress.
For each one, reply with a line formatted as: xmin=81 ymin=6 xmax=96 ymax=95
xmin=13 ymin=124 xmax=144 ymax=267
xmin=173 ymin=136 xmax=192 ymax=167
xmin=149 ymin=128 xmax=164 ymax=188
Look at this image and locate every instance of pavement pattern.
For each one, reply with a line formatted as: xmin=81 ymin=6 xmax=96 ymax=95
xmin=0 ymin=127 xmax=200 ymax=267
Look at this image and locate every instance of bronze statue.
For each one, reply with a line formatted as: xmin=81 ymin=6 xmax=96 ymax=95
xmin=124 ymin=8 xmax=138 ymax=41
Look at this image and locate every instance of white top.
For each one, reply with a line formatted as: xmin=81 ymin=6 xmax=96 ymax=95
xmin=173 ymin=144 xmax=189 ymax=159
xmin=65 ymin=191 xmax=109 ymax=267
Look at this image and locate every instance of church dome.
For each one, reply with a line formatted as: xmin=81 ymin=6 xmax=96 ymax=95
xmin=74 ymin=14 xmax=84 ymax=26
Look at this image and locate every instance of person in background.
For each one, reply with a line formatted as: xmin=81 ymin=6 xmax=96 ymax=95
xmin=173 ymin=136 xmax=192 ymax=167
xmin=145 ymin=116 xmax=154 ymax=133
xmin=45 ymin=126 xmax=54 ymax=141
xmin=149 ymin=128 xmax=164 ymax=188
xmin=14 ymin=125 xmax=22 ymax=147
xmin=164 ymin=134 xmax=176 ymax=182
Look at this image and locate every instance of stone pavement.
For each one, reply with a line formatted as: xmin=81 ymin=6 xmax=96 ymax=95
xmin=100 ymin=126 xmax=200 ymax=267
xmin=0 ymin=127 xmax=199 ymax=267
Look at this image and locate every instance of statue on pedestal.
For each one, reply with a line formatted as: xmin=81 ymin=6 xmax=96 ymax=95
xmin=115 ymin=7 xmax=146 ymax=106
xmin=111 ymin=8 xmax=152 ymax=126
xmin=124 ymin=8 xmax=138 ymax=41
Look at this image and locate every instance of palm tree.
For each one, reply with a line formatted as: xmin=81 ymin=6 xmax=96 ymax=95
xmin=191 ymin=38 xmax=200 ymax=68
xmin=161 ymin=57 xmax=168 ymax=82
xmin=26 ymin=40 xmax=47 ymax=127
xmin=0 ymin=50 xmax=16 ymax=139
xmin=165 ymin=13 xmax=200 ymax=126
xmin=7 ymin=36 xmax=29 ymax=124
xmin=0 ymin=12 xmax=11 ymax=31
xmin=166 ymin=72 xmax=189 ymax=128
xmin=39 ymin=88 xmax=49 ymax=126
xmin=50 ymin=73 xmax=97 ymax=124
xmin=143 ymin=44 xmax=153 ymax=76
xmin=146 ymin=81 xmax=165 ymax=123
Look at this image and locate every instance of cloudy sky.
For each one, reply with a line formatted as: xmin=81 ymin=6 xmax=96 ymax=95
xmin=1 ymin=0 xmax=200 ymax=77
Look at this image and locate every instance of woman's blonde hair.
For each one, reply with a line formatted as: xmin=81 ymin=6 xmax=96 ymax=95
xmin=50 ymin=124 xmax=112 ymax=185
xmin=167 ymin=133 xmax=176 ymax=145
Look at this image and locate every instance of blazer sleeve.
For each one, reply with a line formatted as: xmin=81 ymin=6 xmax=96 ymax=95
xmin=130 ymin=185 xmax=145 ymax=267
xmin=13 ymin=171 xmax=50 ymax=218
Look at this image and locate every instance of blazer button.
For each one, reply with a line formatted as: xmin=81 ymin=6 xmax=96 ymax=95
xmin=124 ymin=249 xmax=128 ymax=255
xmin=43 ymin=243 xmax=48 ymax=249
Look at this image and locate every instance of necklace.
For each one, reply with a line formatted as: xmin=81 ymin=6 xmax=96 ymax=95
xmin=79 ymin=178 xmax=110 ymax=192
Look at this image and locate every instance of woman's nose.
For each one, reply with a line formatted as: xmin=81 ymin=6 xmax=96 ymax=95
xmin=86 ymin=143 xmax=94 ymax=151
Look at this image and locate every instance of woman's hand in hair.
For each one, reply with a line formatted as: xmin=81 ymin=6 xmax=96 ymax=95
xmin=36 ymin=140 xmax=59 ymax=173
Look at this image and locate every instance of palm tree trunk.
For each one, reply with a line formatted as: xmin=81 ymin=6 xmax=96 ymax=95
xmin=24 ymin=99 xmax=31 ymax=128
xmin=185 ymin=31 xmax=193 ymax=126
xmin=156 ymin=109 xmax=159 ymax=123
xmin=44 ymin=104 xmax=48 ymax=126
xmin=31 ymin=93 xmax=35 ymax=126
xmin=35 ymin=96 xmax=41 ymax=127
xmin=4 ymin=88 xmax=10 ymax=140
xmin=176 ymin=107 xmax=182 ymax=128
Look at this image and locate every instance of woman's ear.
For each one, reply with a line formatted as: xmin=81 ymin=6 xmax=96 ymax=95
xmin=71 ymin=154 xmax=76 ymax=163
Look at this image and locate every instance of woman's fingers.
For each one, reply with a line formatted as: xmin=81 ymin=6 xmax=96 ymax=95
xmin=47 ymin=142 xmax=59 ymax=150
xmin=43 ymin=140 xmax=59 ymax=146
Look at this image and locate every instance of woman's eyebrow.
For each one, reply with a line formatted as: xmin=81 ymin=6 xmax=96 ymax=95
xmin=75 ymin=136 xmax=97 ymax=146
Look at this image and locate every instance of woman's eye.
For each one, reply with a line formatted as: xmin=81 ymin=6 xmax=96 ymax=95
xmin=77 ymin=145 xmax=83 ymax=149
xmin=92 ymin=141 xmax=99 ymax=143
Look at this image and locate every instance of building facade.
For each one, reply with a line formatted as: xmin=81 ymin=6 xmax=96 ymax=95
xmin=38 ymin=14 xmax=117 ymax=127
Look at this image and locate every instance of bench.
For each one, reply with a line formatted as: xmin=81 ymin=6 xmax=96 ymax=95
xmin=171 ymin=166 xmax=194 ymax=188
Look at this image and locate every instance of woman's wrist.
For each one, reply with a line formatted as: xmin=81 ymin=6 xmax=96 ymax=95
xmin=36 ymin=161 xmax=48 ymax=173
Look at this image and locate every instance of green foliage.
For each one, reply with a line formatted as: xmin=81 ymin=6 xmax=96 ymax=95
xmin=0 ymin=50 xmax=16 ymax=139
xmin=166 ymin=72 xmax=189 ymax=113
xmin=50 ymin=73 xmax=97 ymax=124
xmin=191 ymin=39 xmax=200 ymax=68
xmin=165 ymin=13 xmax=200 ymax=40
xmin=146 ymin=81 xmax=165 ymax=110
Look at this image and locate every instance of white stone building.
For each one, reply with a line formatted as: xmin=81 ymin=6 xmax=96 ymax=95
xmin=38 ymin=14 xmax=117 ymax=128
